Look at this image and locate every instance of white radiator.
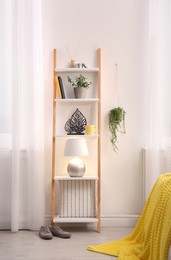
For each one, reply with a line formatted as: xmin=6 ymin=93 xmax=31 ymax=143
xmin=55 ymin=179 xmax=97 ymax=218
xmin=0 ymin=151 xmax=12 ymax=228
xmin=0 ymin=150 xmax=29 ymax=229
xmin=142 ymin=148 xmax=171 ymax=202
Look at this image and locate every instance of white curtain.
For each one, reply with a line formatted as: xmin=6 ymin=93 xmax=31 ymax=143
xmin=145 ymin=0 xmax=171 ymax=199
xmin=0 ymin=0 xmax=45 ymax=231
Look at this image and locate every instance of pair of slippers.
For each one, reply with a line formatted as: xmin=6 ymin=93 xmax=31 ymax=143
xmin=39 ymin=226 xmax=71 ymax=239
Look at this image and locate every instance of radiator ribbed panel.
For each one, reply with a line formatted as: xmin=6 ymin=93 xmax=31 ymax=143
xmin=56 ymin=180 xmax=97 ymax=218
xmin=161 ymin=150 xmax=171 ymax=173
xmin=143 ymin=148 xmax=171 ymax=202
xmin=0 ymin=151 xmax=29 ymax=229
xmin=0 ymin=151 xmax=12 ymax=221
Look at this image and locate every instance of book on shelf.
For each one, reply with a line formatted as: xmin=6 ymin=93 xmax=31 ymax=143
xmin=58 ymin=76 xmax=66 ymax=99
xmin=55 ymin=75 xmax=62 ymax=99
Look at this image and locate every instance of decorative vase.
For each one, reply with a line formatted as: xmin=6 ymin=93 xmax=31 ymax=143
xmin=85 ymin=125 xmax=96 ymax=135
xmin=74 ymin=87 xmax=87 ymax=99
xmin=70 ymin=59 xmax=76 ymax=68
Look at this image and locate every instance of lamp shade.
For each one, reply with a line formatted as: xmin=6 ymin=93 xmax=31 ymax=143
xmin=64 ymin=138 xmax=89 ymax=157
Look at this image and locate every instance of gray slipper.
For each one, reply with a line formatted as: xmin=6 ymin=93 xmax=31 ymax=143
xmin=39 ymin=226 xmax=53 ymax=240
xmin=49 ymin=226 xmax=71 ymax=238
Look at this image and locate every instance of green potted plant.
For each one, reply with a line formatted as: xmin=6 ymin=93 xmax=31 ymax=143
xmin=67 ymin=74 xmax=92 ymax=98
xmin=108 ymin=107 xmax=126 ymax=152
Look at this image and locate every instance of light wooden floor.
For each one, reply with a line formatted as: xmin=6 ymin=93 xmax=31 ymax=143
xmin=0 ymin=227 xmax=133 ymax=260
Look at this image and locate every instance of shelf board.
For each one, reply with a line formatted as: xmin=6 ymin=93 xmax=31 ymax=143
xmin=55 ymin=98 xmax=99 ymax=103
xmin=55 ymin=134 xmax=98 ymax=138
xmin=53 ymin=216 xmax=98 ymax=223
xmin=55 ymin=68 xmax=99 ymax=73
xmin=54 ymin=176 xmax=98 ymax=181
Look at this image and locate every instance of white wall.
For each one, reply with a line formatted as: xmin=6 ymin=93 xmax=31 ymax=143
xmin=42 ymin=0 xmax=148 ymax=226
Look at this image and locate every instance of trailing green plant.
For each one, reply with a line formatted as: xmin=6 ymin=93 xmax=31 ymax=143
xmin=108 ymin=107 xmax=126 ymax=152
xmin=67 ymin=74 xmax=92 ymax=88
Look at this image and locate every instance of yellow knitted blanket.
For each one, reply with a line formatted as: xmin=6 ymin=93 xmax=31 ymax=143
xmin=88 ymin=173 xmax=171 ymax=260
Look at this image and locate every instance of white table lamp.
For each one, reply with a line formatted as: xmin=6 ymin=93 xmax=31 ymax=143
xmin=64 ymin=138 xmax=89 ymax=177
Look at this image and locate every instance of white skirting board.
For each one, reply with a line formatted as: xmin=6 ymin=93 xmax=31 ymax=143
xmin=45 ymin=214 xmax=140 ymax=227
xmin=100 ymin=214 xmax=140 ymax=227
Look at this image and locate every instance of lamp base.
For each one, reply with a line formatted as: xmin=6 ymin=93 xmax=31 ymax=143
xmin=67 ymin=157 xmax=85 ymax=177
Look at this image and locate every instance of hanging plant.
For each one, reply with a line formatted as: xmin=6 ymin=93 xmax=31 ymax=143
xmin=109 ymin=107 xmax=126 ymax=152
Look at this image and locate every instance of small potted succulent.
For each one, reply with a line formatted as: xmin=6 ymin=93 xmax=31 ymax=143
xmin=108 ymin=107 xmax=126 ymax=152
xmin=67 ymin=74 xmax=92 ymax=98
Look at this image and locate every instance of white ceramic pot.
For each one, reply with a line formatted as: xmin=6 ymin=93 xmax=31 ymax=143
xmin=74 ymin=87 xmax=87 ymax=98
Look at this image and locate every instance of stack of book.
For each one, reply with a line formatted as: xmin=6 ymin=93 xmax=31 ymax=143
xmin=56 ymin=75 xmax=65 ymax=99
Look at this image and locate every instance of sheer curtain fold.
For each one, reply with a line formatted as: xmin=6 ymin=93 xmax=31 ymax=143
xmin=0 ymin=0 xmax=45 ymax=231
xmin=145 ymin=0 xmax=171 ymax=199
